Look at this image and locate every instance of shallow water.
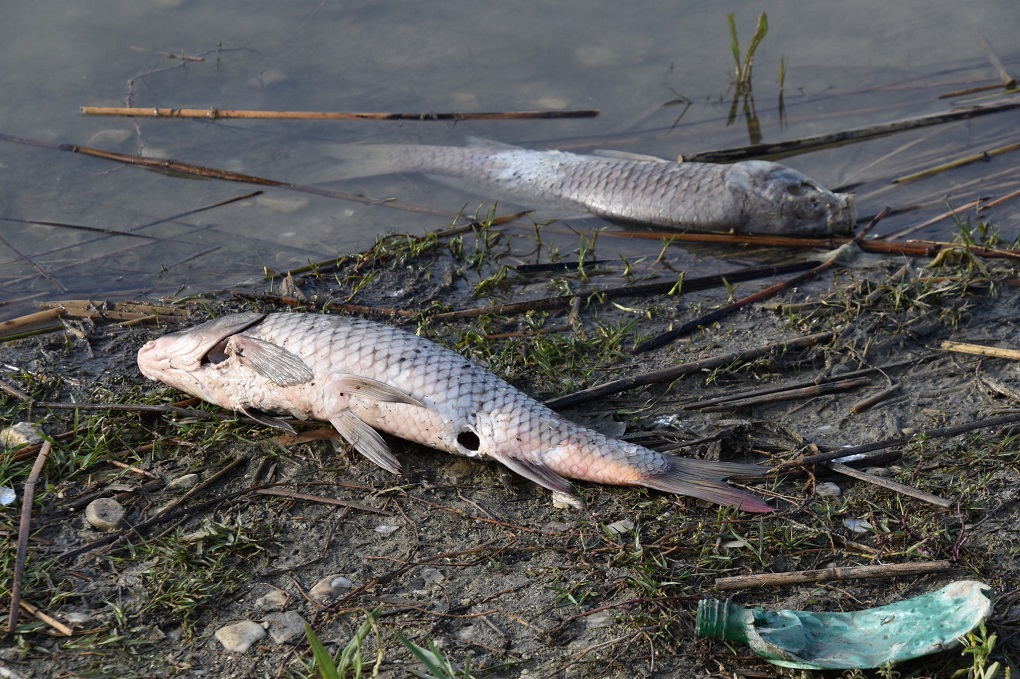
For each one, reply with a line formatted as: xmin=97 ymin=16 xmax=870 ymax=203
xmin=1 ymin=1 xmax=1018 ymax=320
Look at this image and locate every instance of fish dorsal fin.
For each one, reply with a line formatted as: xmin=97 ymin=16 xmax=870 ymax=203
xmin=329 ymin=412 xmax=401 ymax=474
xmin=335 ymin=375 xmax=425 ymax=407
xmin=464 ymin=135 xmax=520 ymax=151
xmin=591 ymin=149 xmax=671 ymax=163
xmin=226 ymin=336 xmax=314 ymax=387
xmin=240 ymin=406 xmax=297 ymax=434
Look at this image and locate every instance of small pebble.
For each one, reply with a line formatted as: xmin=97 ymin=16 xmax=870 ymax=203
xmin=264 ymin=611 xmax=307 ymax=644
xmin=843 ymin=518 xmax=873 ymax=534
xmin=85 ymin=498 xmax=126 ymax=531
xmin=606 ymin=519 xmax=635 ymax=535
xmin=374 ymin=524 xmax=400 ymax=536
xmin=866 ymin=467 xmax=892 ymax=478
xmin=215 ymin=620 xmax=266 ymax=653
xmin=310 ymin=574 xmax=353 ymax=601
xmin=0 ymin=422 xmax=44 ymax=449
xmin=420 ymin=567 xmax=444 ymax=584
xmin=815 ymin=482 xmax=842 ymax=497
xmin=585 ymin=611 xmax=613 ymax=629
xmin=255 ymin=589 xmax=289 ymax=611
xmin=167 ymin=473 xmax=200 ymax=490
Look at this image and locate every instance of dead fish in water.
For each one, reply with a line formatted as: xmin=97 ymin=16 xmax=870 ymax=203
xmin=137 ymin=312 xmax=772 ymax=512
xmin=323 ymin=140 xmax=855 ymax=236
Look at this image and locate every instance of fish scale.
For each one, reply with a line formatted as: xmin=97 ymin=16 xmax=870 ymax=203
xmin=137 ymin=312 xmax=773 ymax=512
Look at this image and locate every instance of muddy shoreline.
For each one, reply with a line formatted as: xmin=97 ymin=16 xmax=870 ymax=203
xmin=2 ymin=230 xmax=1019 ymax=678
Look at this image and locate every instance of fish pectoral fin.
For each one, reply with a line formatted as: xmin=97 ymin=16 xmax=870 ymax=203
xmin=495 ymin=455 xmax=575 ymax=497
xmin=240 ymin=406 xmax=297 ymax=434
xmin=334 ymin=375 xmax=425 ymax=407
xmin=226 ymin=336 xmax=314 ymax=386
xmin=329 ymin=412 xmax=401 ymax=474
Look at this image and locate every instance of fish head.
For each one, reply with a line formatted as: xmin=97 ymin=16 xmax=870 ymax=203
xmin=727 ymin=161 xmax=856 ymax=236
xmin=136 ymin=312 xmax=266 ymax=401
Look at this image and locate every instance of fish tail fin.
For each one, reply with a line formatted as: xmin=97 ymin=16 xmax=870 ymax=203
xmin=318 ymin=143 xmax=423 ymax=180
xmin=641 ymin=458 xmax=773 ymax=513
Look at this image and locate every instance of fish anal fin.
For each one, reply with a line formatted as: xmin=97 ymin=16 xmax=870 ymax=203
xmin=334 ymin=375 xmax=424 ymax=407
xmin=495 ymin=455 xmax=577 ymax=501
xmin=329 ymin=412 xmax=401 ymax=474
xmin=226 ymin=336 xmax=314 ymax=387
xmin=240 ymin=406 xmax=297 ymax=434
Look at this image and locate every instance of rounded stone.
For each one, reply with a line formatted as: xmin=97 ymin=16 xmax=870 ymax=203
xmin=167 ymin=473 xmax=200 ymax=491
xmin=215 ymin=620 xmax=266 ymax=653
xmin=264 ymin=611 xmax=307 ymax=644
xmin=310 ymin=574 xmax=353 ymax=601
xmin=85 ymin=498 xmax=126 ymax=531
xmin=814 ymin=482 xmax=842 ymax=497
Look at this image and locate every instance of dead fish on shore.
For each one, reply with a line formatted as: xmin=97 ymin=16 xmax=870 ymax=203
xmin=324 ymin=139 xmax=855 ymax=236
xmin=137 ymin=312 xmax=772 ymax=512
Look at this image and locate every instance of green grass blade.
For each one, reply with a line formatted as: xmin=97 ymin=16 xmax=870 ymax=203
xmin=305 ymin=624 xmax=341 ymax=679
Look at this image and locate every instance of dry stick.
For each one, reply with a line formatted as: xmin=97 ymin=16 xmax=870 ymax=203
xmin=601 ymin=228 xmax=1020 ymax=262
xmin=892 ymin=139 xmax=1020 ymax=184
xmin=696 ymin=376 xmax=872 ymax=412
xmin=254 ymin=488 xmax=392 ymax=516
xmin=80 ymin=106 xmax=601 ymax=121
xmin=18 ymin=601 xmax=72 ymax=637
xmin=545 ymin=330 xmax=835 ymax=411
xmin=849 ymin=382 xmax=901 ymax=414
xmin=941 ymin=340 xmax=1020 ymax=361
xmin=714 ymin=560 xmax=952 ymax=591
xmin=825 ymin=461 xmax=952 ymax=508
xmin=682 ymin=97 xmax=1020 ymax=163
xmin=8 ymin=440 xmax=51 ymax=632
xmin=778 ymin=411 xmax=1020 ymax=469
xmin=633 ymin=207 xmax=889 ymax=354
xmin=432 ymin=262 xmax=816 ymax=322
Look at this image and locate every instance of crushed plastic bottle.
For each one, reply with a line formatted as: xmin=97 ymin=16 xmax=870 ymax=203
xmin=0 ymin=486 xmax=14 ymax=506
xmin=696 ymin=580 xmax=993 ymax=670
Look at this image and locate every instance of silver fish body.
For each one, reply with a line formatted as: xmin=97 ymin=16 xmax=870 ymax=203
xmin=327 ymin=142 xmax=855 ymax=236
xmin=137 ymin=312 xmax=772 ymax=512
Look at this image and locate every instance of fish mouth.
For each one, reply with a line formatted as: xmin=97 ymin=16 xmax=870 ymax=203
xmin=137 ymin=312 xmax=266 ymax=380
xmin=827 ymin=192 xmax=857 ymax=234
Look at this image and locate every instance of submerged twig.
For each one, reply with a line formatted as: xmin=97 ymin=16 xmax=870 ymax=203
xmin=8 ymin=440 xmax=51 ymax=632
xmin=683 ymin=97 xmax=1020 ymax=162
xmin=81 ymin=106 xmax=600 ymax=121
xmin=892 ymin=139 xmax=1020 ymax=184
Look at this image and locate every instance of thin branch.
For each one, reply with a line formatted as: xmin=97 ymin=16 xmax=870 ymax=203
xmin=682 ymin=97 xmax=1020 ymax=162
xmin=714 ymin=560 xmax=952 ymax=591
xmin=545 ymin=330 xmax=835 ymax=411
xmin=8 ymin=440 xmax=51 ymax=632
xmin=80 ymin=106 xmax=600 ymax=121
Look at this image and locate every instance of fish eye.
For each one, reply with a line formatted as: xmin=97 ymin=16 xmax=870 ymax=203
xmin=457 ymin=430 xmax=481 ymax=451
